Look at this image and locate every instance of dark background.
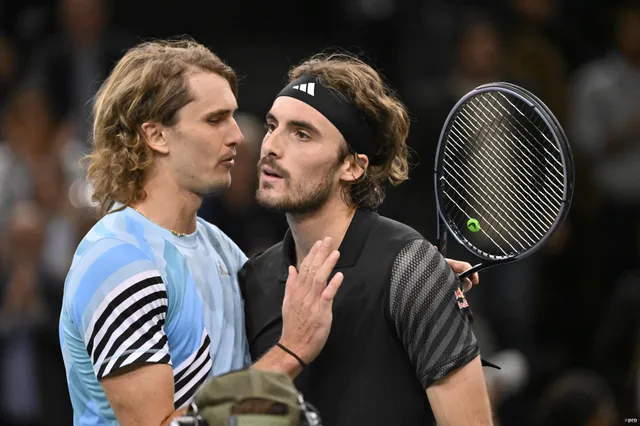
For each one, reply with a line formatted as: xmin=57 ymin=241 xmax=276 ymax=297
xmin=0 ymin=0 xmax=638 ymax=425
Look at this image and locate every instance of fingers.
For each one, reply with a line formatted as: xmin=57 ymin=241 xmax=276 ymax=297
xmin=305 ymin=237 xmax=333 ymax=287
xmin=285 ymin=265 xmax=298 ymax=287
xmin=297 ymin=240 xmax=322 ymax=283
xmin=311 ymin=249 xmax=340 ymax=295
xmin=321 ymin=272 xmax=344 ymax=302
xmin=446 ymin=258 xmax=479 ymax=291
xmin=462 ymin=278 xmax=473 ymax=292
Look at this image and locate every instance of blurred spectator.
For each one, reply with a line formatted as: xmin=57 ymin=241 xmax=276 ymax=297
xmin=0 ymin=203 xmax=47 ymax=426
xmin=405 ymin=11 xmax=509 ymax=118
xmin=0 ymin=34 xmax=16 ymax=112
xmin=382 ymin=12 xmax=512 ymax=241
xmin=0 ymin=88 xmax=90 ymax=282
xmin=590 ymin=271 xmax=640 ymax=417
xmin=505 ymin=0 xmax=568 ymax=124
xmin=199 ymin=113 xmax=287 ymax=257
xmin=24 ymin=0 xmax=132 ymax=145
xmin=568 ymin=0 xmax=640 ymax=293
xmin=532 ymin=370 xmax=617 ymax=426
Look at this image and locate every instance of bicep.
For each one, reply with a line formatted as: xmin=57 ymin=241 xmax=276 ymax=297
xmin=426 ymin=356 xmax=493 ymax=426
xmin=101 ymin=363 xmax=177 ymax=426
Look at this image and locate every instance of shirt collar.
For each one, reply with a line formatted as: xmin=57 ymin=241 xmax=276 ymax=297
xmin=278 ymin=209 xmax=377 ymax=282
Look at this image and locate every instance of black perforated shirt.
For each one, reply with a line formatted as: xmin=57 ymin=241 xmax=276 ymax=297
xmin=240 ymin=209 xmax=479 ymax=426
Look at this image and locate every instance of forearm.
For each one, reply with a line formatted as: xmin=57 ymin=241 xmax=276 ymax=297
xmin=251 ymin=344 xmax=304 ymax=380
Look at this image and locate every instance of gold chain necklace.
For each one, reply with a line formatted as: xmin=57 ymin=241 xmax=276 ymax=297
xmin=130 ymin=206 xmax=188 ymax=237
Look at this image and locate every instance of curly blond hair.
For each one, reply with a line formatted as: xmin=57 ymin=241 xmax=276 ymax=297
xmin=87 ymin=38 xmax=237 ymax=216
xmin=288 ymin=53 xmax=410 ymax=211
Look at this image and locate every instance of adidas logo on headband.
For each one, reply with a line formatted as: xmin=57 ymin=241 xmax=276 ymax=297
xmin=292 ymin=82 xmax=315 ymax=96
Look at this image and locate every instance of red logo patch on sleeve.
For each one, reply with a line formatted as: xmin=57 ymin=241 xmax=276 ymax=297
xmin=455 ymin=287 xmax=469 ymax=309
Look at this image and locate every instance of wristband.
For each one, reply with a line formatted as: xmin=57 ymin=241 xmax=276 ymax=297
xmin=276 ymin=343 xmax=307 ymax=368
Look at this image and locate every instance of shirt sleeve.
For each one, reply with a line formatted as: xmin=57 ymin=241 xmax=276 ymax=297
xmin=69 ymin=238 xmax=171 ymax=380
xmin=389 ymin=239 xmax=479 ymax=388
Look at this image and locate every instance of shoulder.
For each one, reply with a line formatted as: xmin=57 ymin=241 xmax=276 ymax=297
xmin=365 ymin=212 xmax=426 ymax=263
xmin=241 ymin=241 xmax=285 ymax=278
xmin=196 ymin=217 xmax=247 ymax=263
xmin=64 ymin=234 xmax=162 ymax=326
xmin=238 ymin=240 xmax=285 ymax=297
xmin=371 ymin=212 xmax=423 ymax=240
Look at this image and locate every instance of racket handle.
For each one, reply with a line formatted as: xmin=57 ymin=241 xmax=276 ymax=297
xmin=437 ymin=220 xmax=448 ymax=257
xmin=459 ymin=263 xmax=482 ymax=281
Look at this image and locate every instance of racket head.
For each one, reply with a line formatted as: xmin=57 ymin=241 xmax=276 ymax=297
xmin=434 ymin=82 xmax=574 ymax=264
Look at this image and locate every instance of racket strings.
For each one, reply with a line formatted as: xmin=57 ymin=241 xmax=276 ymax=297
xmin=484 ymin=94 xmax=565 ymax=189
xmin=492 ymin=92 xmax=564 ymax=167
xmin=440 ymin=91 xmax=566 ymax=257
xmin=441 ymin=189 xmax=512 ymax=256
xmin=442 ymin=154 xmax=543 ymax=246
xmin=442 ymin=141 xmax=546 ymax=252
xmin=464 ymin=98 xmax=564 ymax=204
xmin=455 ymin=109 xmax=562 ymax=226
xmin=443 ymin=130 xmax=551 ymax=236
xmin=460 ymin=98 xmax=563 ymax=213
xmin=449 ymin=116 xmax=557 ymax=228
xmin=449 ymin=111 xmax=560 ymax=234
xmin=481 ymin=95 xmax=565 ymax=212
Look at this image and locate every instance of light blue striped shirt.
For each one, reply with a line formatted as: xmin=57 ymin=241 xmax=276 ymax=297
xmin=59 ymin=206 xmax=250 ymax=425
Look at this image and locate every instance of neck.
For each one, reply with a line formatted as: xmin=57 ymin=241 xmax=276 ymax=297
xmin=131 ymin=167 xmax=201 ymax=235
xmin=287 ymin=196 xmax=356 ymax=269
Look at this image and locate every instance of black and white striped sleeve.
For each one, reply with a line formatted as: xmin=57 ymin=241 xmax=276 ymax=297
xmin=389 ymin=239 xmax=479 ymax=388
xmin=83 ymin=269 xmax=171 ymax=380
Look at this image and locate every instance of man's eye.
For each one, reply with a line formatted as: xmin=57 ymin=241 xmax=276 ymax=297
xmin=296 ymin=131 xmax=310 ymax=141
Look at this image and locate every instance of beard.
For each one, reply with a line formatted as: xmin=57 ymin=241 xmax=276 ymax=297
xmin=256 ymin=157 xmax=340 ymax=216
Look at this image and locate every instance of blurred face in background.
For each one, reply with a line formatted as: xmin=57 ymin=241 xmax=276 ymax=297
xmin=3 ymin=203 xmax=45 ymax=266
xmin=147 ymin=72 xmax=244 ymax=196
xmin=514 ymin=0 xmax=555 ymax=25
xmin=617 ymin=8 xmax=640 ymax=63
xmin=225 ymin=114 xmax=264 ymax=207
xmin=459 ymin=22 xmax=504 ymax=79
xmin=256 ymin=96 xmax=350 ymax=215
xmin=1 ymin=90 xmax=56 ymax=159
xmin=62 ymin=0 xmax=106 ymax=43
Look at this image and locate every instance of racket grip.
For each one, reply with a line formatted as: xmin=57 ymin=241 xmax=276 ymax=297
xmin=459 ymin=263 xmax=482 ymax=281
xmin=437 ymin=227 xmax=448 ymax=257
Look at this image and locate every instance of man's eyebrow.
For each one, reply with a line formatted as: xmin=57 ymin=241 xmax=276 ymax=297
xmin=266 ymin=111 xmax=277 ymax=123
xmin=207 ymin=108 xmax=236 ymax=117
xmin=266 ymin=112 xmax=320 ymax=135
xmin=288 ymin=120 xmax=320 ymax=135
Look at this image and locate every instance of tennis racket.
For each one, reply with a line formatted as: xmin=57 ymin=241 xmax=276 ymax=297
xmin=434 ymin=82 xmax=574 ymax=282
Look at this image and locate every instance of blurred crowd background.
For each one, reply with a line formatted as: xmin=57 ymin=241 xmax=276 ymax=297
xmin=0 ymin=0 xmax=638 ymax=424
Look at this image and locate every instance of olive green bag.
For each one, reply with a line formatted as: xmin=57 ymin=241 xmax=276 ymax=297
xmin=171 ymin=369 xmax=321 ymax=426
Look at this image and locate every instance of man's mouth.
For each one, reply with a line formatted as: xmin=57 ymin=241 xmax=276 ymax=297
xmin=262 ymin=167 xmax=283 ymax=179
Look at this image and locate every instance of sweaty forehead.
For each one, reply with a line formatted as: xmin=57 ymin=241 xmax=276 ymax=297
xmin=269 ymin=97 xmax=343 ymax=140
xmin=186 ymin=71 xmax=237 ymax=110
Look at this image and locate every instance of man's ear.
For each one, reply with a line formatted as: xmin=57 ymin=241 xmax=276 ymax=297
xmin=141 ymin=121 xmax=169 ymax=154
xmin=340 ymin=153 xmax=369 ymax=183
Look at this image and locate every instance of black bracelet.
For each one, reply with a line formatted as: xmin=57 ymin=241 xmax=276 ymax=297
xmin=276 ymin=343 xmax=307 ymax=368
